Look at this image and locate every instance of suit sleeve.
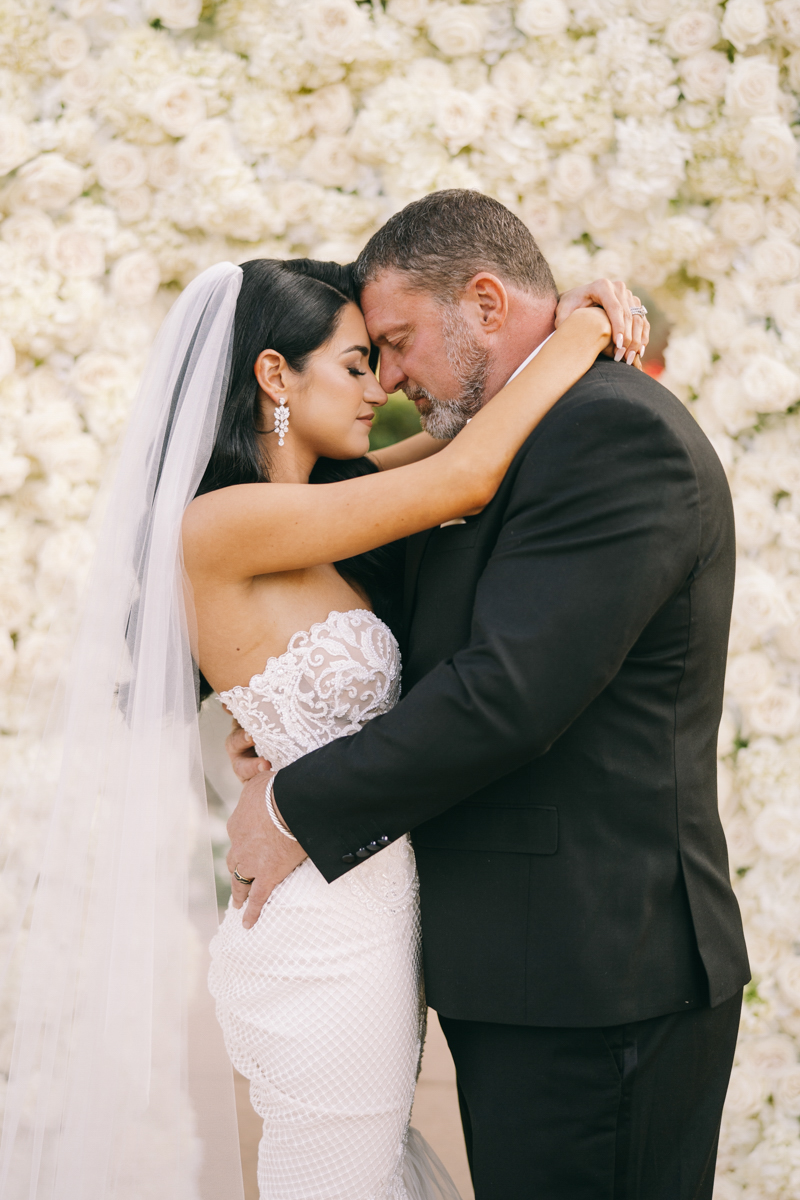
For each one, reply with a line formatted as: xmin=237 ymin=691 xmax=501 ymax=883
xmin=275 ymin=386 xmax=701 ymax=881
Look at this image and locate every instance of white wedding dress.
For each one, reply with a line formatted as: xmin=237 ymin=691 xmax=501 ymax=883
xmin=208 ymin=609 xmax=461 ymax=1200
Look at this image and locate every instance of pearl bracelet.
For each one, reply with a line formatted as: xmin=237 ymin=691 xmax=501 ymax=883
xmin=265 ymin=774 xmax=297 ymax=842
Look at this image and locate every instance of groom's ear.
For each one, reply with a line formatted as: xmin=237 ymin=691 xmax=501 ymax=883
xmin=464 ymin=273 xmax=509 ymax=335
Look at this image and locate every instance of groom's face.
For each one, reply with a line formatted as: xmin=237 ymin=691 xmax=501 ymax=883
xmin=360 ymin=270 xmax=492 ymax=439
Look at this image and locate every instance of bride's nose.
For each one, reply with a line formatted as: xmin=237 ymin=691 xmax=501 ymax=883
xmin=364 ymin=373 xmax=387 ymax=409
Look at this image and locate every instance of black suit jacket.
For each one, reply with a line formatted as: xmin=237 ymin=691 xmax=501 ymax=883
xmin=276 ymin=359 xmax=750 ymax=1027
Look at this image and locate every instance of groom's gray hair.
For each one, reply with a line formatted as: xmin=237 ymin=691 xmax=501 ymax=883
xmin=353 ymin=190 xmax=558 ymax=304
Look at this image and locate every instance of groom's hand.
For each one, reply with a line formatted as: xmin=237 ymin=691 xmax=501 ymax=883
xmin=226 ymin=720 xmax=270 ymax=781
xmin=555 ymin=279 xmax=650 ymax=366
xmin=226 ymin=774 xmax=308 ymax=928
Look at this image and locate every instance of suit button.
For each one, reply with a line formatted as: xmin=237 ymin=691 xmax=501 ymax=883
xmin=355 ymin=847 xmax=371 ymax=860
xmin=341 ymin=853 xmax=355 ymax=864
xmin=378 ymin=835 xmax=390 ymax=846
xmin=367 ymin=840 xmax=380 ymax=853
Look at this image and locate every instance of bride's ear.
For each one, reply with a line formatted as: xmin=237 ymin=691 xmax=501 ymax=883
xmin=254 ymin=348 xmax=291 ymax=405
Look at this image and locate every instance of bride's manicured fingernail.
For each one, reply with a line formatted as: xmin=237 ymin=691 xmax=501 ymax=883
xmin=626 ymin=350 xmax=636 ymax=365
xmin=614 ymin=347 xmax=625 ymax=362
xmin=640 ymin=345 xmax=646 ymax=357
xmin=615 ymin=334 xmax=623 ymax=349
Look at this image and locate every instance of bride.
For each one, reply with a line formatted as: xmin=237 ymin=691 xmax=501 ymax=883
xmin=0 ymin=255 xmax=628 ymax=1200
xmin=182 ymin=256 xmax=614 ymax=1200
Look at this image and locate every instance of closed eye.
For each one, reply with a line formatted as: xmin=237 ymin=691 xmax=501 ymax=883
xmin=348 ymin=367 xmax=366 ymax=377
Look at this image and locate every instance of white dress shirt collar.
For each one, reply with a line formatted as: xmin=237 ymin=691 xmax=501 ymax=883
xmin=505 ymin=330 xmax=555 ymax=386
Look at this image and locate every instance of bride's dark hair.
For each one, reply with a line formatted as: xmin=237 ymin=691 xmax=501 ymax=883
xmin=194 ymin=258 xmax=403 ymax=699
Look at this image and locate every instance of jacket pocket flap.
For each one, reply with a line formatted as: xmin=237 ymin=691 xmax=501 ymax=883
xmin=413 ymin=804 xmax=558 ymax=855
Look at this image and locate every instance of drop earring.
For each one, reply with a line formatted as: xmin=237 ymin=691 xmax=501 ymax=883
xmin=274 ymin=396 xmax=289 ymax=446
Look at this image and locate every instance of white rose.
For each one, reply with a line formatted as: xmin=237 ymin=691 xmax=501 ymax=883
xmin=6 ymin=154 xmax=84 ymax=214
xmin=723 ymin=811 xmax=757 ymax=868
xmin=730 ymin=564 xmax=793 ymax=650
xmin=718 ymin=708 xmax=738 ymax=758
xmin=151 ymin=79 xmax=206 ymax=139
xmin=0 ymin=439 xmax=28 ymax=496
xmin=1 ymin=210 xmax=55 ymax=259
xmin=112 ymin=186 xmax=152 ymax=224
xmin=47 ymin=22 xmax=89 ymax=72
xmin=663 ymin=335 xmax=711 ymax=389
xmin=71 ymin=351 xmax=130 ymax=400
xmin=433 ymin=89 xmax=486 ymax=153
xmin=741 ymin=354 xmax=800 ymax=412
xmin=629 ymin=0 xmax=673 ymax=24
xmin=301 ymin=0 xmax=368 ymax=61
xmin=725 ymin=650 xmax=775 ymax=698
xmin=746 ymin=687 xmax=800 ymax=740
xmin=666 ymin=11 xmax=719 ymax=57
xmin=724 ymin=1066 xmax=768 ymax=1117
xmin=750 ymin=237 xmax=800 ymax=284
xmin=302 ymin=135 xmax=357 ymax=188
xmin=49 ymin=227 xmax=105 ymax=279
xmin=307 ymin=84 xmax=354 ymax=136
xmin=148 ymin=144 xmax=183 ymax=191
xmin=179 ymin=120 xmax=239 ymax=174
xmin=144 ymin=0 xmax=201 ymax=31
xmin=62 ymin=60 xmax=102 ymax=110
xmin=772 ymin=0 xmax=800 ymax=48
xmin=679 ymin=51 xmax=729 ymax=104
xmin=549 ymin=152 xmax=594 ymax=202
xmin=773 ymin=283 xmax=800 ymax=333
xmin=718 ymin=758 xmax=736 ymax=822
xmin=491 ymin=53 xmax=539 ymax=106
xmin=740 ymin=1034 xmax=798 ymax=1075
xmin=721 ymin=0 xmax=768 ymax=52
xmin=765 ymin=199 xmax=800 ymax=242
xmin=753 ymin=801 xmax=800 ymax=855
xmin=0 ymin=331 xmax=16 ymax=381
xmin=386 ymin=0 xmax=432 ymax=26
xmin=775 ymin=1069 xmax=800 ymax=1117
xmin=742 ymin=119 xmax=796 ymax=192
xmin=733 ymin=487 xmax=778 ymax=550
xmin=66 ymin=0 xmax=104 ymax=15
xmin=725 ymin=56 xmax=779 ymax=118
xmin=0 ymin=116 xmax=32 ymax=177
xmin=582 ymin=188 xmax=626 ymax=233
xmin=715 ymin=199 xmax=764 ymax=244
xmin=96 ymin=142 xmax=148 ymax=192
xmin=515 ymin=0 xmax=568 ymax=38
xmin=778 ymin=958 xmax=800 ymax=1007
xmin=520 ymin=193 xmax=561 ymax=244
xmin=110 ymin=251 xmax=160 ymax=307
xmin=427 ymin=5 xmax=489 ymax=55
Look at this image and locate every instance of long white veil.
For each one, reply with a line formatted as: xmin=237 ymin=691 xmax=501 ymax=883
xmin=0 ymin=262 xmax=245 ymax=1199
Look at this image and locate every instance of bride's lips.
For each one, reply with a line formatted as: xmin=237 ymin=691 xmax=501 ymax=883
xmin=357 ymin=414 xmax=374 ymax=426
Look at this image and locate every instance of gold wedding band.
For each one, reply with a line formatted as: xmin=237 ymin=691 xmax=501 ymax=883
xmin=233 ymin=868 xmax=255 ymax=886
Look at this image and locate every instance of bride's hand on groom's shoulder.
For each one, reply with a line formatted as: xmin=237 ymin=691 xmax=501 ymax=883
xmin=226 ymin=720 xmax=271 ymax=782
xmin=555 ymin=278 xmax=650 ymax=368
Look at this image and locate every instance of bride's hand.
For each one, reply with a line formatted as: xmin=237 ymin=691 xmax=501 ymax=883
xmin=555 ymin=279 xmax=650 ymax=367
xmin=226 ymin=719 xmax=271 ymax=782
xmin=227 ymin=773 xmax=308 ymax=926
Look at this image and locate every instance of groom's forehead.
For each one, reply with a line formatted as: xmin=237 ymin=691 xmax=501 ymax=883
xmin=360 ymin=272 xmax=435 ymax=341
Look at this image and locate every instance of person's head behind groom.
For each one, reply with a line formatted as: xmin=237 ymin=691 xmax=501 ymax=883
xmin=353 ymin=189 xmax=561 ymax=438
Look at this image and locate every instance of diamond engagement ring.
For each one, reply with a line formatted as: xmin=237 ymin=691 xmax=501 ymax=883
xmin=233 ymin=868 xmax=255 ymax=885
xmin=630 ymin=305 xmax=648 ymax=317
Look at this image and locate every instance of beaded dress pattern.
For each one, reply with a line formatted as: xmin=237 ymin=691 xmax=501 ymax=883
xmin=210 ymin=610 xmax=459 ymax=1200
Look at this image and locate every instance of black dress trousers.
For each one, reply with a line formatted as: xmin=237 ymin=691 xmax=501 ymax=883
xmin=439 ymin=991 xmax=742 ymax=1200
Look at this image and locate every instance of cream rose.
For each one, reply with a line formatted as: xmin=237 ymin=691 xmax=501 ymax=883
xmin=49 ymin=227 xmax=105 ymax=279
xmin=725 ymin=650 xmax=775 ymax=698
xmin=725 ymin=56 xmax=779 ymax=118
xmin=745 ymin=688 xmax=800 ymax=740
xmin=301 ymin=0 xmax=368 ymax=61
xmin=715 ymin=199 xmax=763 ymax=244
xmin=96 ymin=142 xmax=148 ymax=192
xmin=179 ymin=120 xmax=238 ymax=174
xmin=302 ymin=136 xmax=357 ymax=189
xmin=47 ymin=22 xmax=89 ymax=72
xmin=765 ymin=199 xmax=800 ymax=242
xmin=110 ymin=250 xmax=161 ymax=306
xmin=520 ymin=193 xmax=561 ymax=244
xmin=741 ymin=354 xmax=800 ymax=413
xmin=6 ymin=154 xmax=84 ymax=214
xmin=775 ymin=1069 xmax=800 ymax=1117
xmin=65 ymin=0 xmax=104 ymax=16
xmin=112 ymin=186 xmax=152 ymax=224
xmin=742 ymin=119 xmax=797 ymax=192
xmin=491 ymin=53 xmax=539 ymax=106
xmin=515 ymin=0 xmax=569 ymax=38
xmin=144 ymin=0 xmax=201 ymax=31
xmin=629 ymin=0 xmax=673 ymax=24
xmin=1 ymin=210 xmax=56 ymax=258
xmin=740 ymin=1034 xmax=798 ymax=1075
xmin=549 ymin=152 xmax=595 ymax=202
xmin=679 ymin=51 xmax=729 ymax=104
xmin=666 ymin=11 xmax=718 ymax=58
xmin=772 ymin=0 xmax=800 ymax=48
xmin=753 ymin=801 xmax=800 ymax=855
xmin=750 ymin=237 xmax=800 ymax=284
xmin=730 ymin=565 xmax=793 ymax=649
xmin=151 ymin=79 xmax=206 ymax=139
xmin=663 ymin=335 xmax=711 ymax=389
xmin=778 ymin=958 xmax=800 ymax=1007
xmin=308 ymin=84 xmax=354 ymax=137
xmin=62 ymin=60 xmax=102 ymax=110
xmin=723 ymin=812 xmax=757 ymax=869
xmin=721 ymin=0 xmax=768 ymax=52
xmin=386 ymin=0 xmax=431 ymax=27
xmin=148 ymin=144 xmax=183 ymax=191
xmin=717 ymin=759 xmax=736 ymax=822
xmin=433 ymin=89 xmax=486 ymax=154
xmin=773 ymin=283 xmax=800 ymax=333
xmin=0 ymin=440 xmax=29 ymax=497
xmin=427 ymin=5 xmax=490 ymax=55
xmin=723 ymin=1067 xmax=767 ymax=1118
xmin=0 ymin=331 xmax=16 ymax=381
xmin=0 ymin=115 xmax=32 ymax=177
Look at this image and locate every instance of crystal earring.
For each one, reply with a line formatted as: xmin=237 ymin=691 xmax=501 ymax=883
xmin=274 ymin=397 xmax=289 ymax=446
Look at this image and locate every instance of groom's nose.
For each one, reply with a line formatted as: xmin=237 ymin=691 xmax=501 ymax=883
xmin=376 ymin=347 xmax=407 ymax=395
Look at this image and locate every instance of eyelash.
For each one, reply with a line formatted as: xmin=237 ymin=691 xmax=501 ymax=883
xmin=349 ymin=368 xmax=366 ymax=377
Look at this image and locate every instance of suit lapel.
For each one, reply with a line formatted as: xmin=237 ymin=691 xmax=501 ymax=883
xmin=403 ymin=528 xmax=434 ymax=645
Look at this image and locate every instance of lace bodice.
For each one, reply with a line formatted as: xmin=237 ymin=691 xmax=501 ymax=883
xmin=219 ymin=609 xmax=400 ymax=770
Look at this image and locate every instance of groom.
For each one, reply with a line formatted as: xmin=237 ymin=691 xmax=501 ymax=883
xmin=226 ymin=190 xmax=749 ymax=1198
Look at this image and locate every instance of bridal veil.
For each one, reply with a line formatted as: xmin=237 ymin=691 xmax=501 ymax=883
xmin=0 ymin=262 xmax=245 ymax=1198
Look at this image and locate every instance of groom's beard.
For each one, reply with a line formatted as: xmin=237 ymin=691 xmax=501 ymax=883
xmin=402 ymin=306 xmax=491 ymax=440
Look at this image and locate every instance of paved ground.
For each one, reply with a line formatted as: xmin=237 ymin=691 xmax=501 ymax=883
xmin=233 ymin=1009 xmax=474 ymax=1200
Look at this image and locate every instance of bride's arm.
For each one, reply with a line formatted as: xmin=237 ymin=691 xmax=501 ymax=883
xmin=367 ymin=430 xmax=450 ymax=471
xmin=183 ymin=307 xmax=611 ymax=581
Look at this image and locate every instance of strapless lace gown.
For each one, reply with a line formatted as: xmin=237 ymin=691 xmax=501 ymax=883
xmin=208 ymin=610 xmax=460 ymax=1200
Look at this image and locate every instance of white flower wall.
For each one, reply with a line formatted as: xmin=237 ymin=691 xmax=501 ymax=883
xmin=0 ymin=0 xmax=799 ymax=1189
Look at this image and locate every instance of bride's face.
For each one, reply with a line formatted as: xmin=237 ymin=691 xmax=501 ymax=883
xmin=261 ymin=303 xmax=387 ymax=462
